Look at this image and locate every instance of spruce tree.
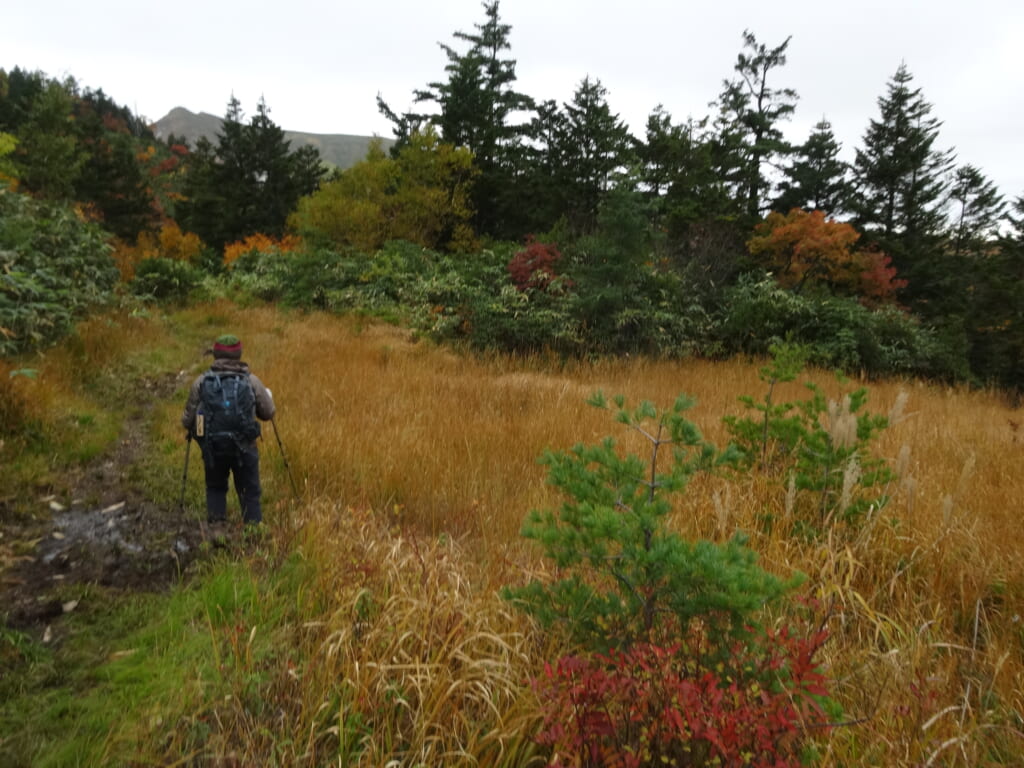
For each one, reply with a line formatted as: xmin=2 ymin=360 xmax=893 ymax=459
xmin=73 ymin=88 xmax=156 ymax=240
xmin=852 ymin=64 xmax=955 ymax=314
xmin=948 ymin=164 xmax=1004 ymax=259
xmin=713 ymin=30 xmax=798 ymax=220
xmin=967 ymin=195 xmax=1024 ymax=392
xmin=12 ymin=80 xmax=85 ymax=201
xmin=637 ymin=106 xmax=748 ymax=287
xmin=639 ymin=108 xmax=733 ymax=233
xmin=378 ymin=1 xmax=534 ymax=239
xmin=547 ymin=76 xmax=634 ymax=235
xmin=244 ymin=97 xmax=323 ymax=237
xmin=177 ymin=96 xmax=324 ymax=251
xmin=774 ymin=118 xmax=850 ymax=216
xmin=0 ymin=67 xmax=47 ymax=132
xmin=520 ymin=98 xmax=570 ymax=232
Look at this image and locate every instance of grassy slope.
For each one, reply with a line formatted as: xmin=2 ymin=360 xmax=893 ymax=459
xmin=2 ymin=301 xmax=1023 ymax=766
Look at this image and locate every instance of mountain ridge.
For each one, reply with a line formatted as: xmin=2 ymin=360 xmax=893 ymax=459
xmin=151 ymin=106 xmax=394 ymax=170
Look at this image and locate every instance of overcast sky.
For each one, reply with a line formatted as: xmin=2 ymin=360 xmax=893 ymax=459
xmin=5 ymin=0 xmax=1023 ymax=199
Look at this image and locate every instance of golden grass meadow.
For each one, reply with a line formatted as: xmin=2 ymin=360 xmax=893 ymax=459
xmin=7 ymin=302 xmax=1024 ymax=765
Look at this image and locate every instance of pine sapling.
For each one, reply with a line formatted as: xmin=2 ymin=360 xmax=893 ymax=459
xmin=725 ymin=343 xmax=896 ymax=534
xmin=504 ymin=391 xmax=795 ymax=655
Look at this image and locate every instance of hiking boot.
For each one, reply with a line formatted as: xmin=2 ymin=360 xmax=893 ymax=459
xmin=207 ymin=520 xmax=229 ymax=546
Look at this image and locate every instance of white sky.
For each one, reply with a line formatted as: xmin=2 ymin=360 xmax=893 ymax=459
xmin=4 ymin=0 xmax=1023 ymax=200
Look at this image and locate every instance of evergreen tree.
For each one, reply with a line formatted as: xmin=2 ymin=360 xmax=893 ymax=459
xmin=547 ymin=76 xmax=635 ymax=235
xmin=73 ymin=88 xmax=156 ymax=240
xmin=637 ymin=107 xmax=679 ymax=202
xmin=637 ymin=106 xmax=747 ymax=286
xmin=966 ymin=194 xmax=1024 ymax=392
xmin=948 ymin=164 xmax=1004 ymax=259
xmin=638 ymin=108 xmax=731 ymax=229
xmin=713 ymin=30 xmax=798 ymax=220
xmin=177 ymin=96 xmax=324 ymax=251
xmin=378 ymin=1 xmax=533 ymax=239
xmin=12 ymin=79 xmax=85 ymax=200
xmin=0 ymin=67 xmax=47 ymax=132
xmin=244 ymin=97 xmax=324 ymax=235
xmin=520 ymin=97 xmax=570 ymax=232
xmin=174 ymin=135 xmax=222 ymax=248
xmin=852 ymin=64 xmax=955 ymax=314
xmin=774 ymin=118 xmax=850 ymax=216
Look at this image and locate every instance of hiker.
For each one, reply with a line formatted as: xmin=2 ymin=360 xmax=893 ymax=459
xmin=181 ymin=334 xmax=275 ymax=527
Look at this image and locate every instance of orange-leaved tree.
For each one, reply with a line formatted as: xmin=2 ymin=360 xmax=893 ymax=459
xmin=748 ymin=208 xmax=905 ymax=304
xmin=223 ymin=233 xmax=300 ymax=269
xmin=111 ymin=220 xmax=206 ymax=281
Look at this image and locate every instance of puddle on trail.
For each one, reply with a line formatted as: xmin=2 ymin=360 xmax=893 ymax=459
xmin=40 ymin=504 xmax=145 ymax=561
xmin=30 ymin=498 xmax=197 ymax=588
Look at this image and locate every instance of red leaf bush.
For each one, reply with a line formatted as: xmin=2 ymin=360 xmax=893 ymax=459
xmin=534 ymin=620 xmax=832 ymax=768
xmin=508 ymin=237 xmax=567 ymax=292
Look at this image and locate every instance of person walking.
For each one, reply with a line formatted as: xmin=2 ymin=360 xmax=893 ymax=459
xmin=181 ymin=334 xmax=275 ymax=528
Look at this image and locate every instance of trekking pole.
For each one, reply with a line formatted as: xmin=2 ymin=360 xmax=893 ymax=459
xmin=270 ymin=417 xmax=301 ymax=501
xmin=179 ymin=434 xmax=192 ymax=511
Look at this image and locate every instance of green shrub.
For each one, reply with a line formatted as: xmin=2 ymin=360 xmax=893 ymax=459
xmin=410 ymin=235 xmax=714 ymax=360
xmin=0 ymin=188 xmax=117 ymax=355
xmin=573 ymin=264 xmax=713 ymax=358
xmin=723 ymin=343 xmax=896 ymax=533
xmin=226 ymin=241 xmax=445 ymax=316
xmin=131 ymin=258 xmax=202 ymax=303
xmin=717 ymin=273 xmax=967 ymax=380
xmin=224 ymin=249 xmax=292 ymax=303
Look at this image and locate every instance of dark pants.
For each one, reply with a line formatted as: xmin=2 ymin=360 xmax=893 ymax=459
xmin=201 ymin=440 xmax=262 ymax=524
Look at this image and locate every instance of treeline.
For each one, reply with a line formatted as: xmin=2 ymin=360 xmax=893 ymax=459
xmin=1 ymin=1 xmax=1022 ymax=392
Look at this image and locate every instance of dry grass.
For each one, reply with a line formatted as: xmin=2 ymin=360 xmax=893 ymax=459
xmin=1 ymin=310 xmax=185 ymax=502
xmin=124 ymin=305 xmax=1024 ymax=764
xmin=262 ymin=501 xmax=549 ymax=766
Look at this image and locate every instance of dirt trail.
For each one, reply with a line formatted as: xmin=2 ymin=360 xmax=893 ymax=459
xmin=1 ymin=371 xmax=207 ymax=637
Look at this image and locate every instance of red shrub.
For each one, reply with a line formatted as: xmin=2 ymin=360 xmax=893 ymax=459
xmin=534 ymin=622 xmax=832 ymax=768
xmin=508 ymin=237 xmax=567 ymax=292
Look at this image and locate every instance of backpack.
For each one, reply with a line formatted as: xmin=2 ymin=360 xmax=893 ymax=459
xmin=198 ymin=372 xmax=261 ymax=454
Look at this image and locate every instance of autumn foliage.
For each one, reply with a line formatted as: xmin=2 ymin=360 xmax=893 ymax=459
xmin=748 ymin=209 xmax=905 ymax=304
xmin=507 ymin=237 xmax=567 ymax=292
xmin=535 ymin=621 xmax=831 ymax=768
xmin=288 ymin=130 xmax=479 ymax=254
xmin=111 ymin=221 xmax=205 ymax=281
xmin=857 ymin=248 xmax=907 ymax=307
xmin=223 ymin=232 xmax=301 ymax=268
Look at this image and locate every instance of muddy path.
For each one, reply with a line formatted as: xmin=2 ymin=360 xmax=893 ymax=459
xmin=1 ymin=371 xmax=208 ymax=639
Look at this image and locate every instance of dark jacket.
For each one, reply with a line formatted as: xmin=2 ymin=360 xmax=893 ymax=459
xmin=181 ymin=359 xmax=276 ymax=441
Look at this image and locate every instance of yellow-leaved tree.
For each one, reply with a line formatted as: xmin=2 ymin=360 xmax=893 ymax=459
xmin=289 ymin=129 xmax=478 ymax=253
xmin=0 ymin=131 xmax=18 ymax=187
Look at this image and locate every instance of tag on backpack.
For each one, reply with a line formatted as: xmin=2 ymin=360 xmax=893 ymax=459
xmin=195 ymin=413 xmax=205 ymax=437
